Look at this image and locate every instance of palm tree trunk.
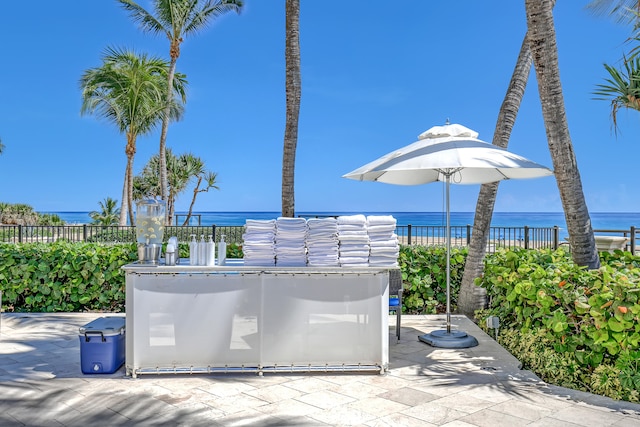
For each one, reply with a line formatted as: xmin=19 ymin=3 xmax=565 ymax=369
xmin=282 ymin=0 xmax=301 ymax=218
xmin=126 ymin=157 xmax=135 ymax=226
xmin=458 ymin=31 xmax=535 ymax=317
xmin=525 ymin=0 xmax=600 ymax=269
xmin=125 ymin=132 xmax=136 ymax=226
xmin=120 ymin=168 xmax=128 ymax=227
xmin=167 ymin=188 xmax=175 ymax=226
xmin=183 ymin=176 xmax=203 ymax=226
xmin=159 ymin=55 xmax=179 ymax=222
xmin=458 ymin=0 xmax=560 ymax=318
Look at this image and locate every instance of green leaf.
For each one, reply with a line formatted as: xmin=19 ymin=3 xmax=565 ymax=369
xmin=608 ymin=318 xmax=626 ymax=333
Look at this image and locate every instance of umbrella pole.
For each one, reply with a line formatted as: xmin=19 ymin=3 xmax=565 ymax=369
xmin=417 ymin=169 xmax=478 ymax=349
xmin=446 ymin=174 xmax=451 ymax=334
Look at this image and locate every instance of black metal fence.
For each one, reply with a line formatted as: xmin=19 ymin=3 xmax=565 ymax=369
xmin=396 ymin=224 xmax=562 ymax=253
xmin=0 ymin=224 xmax=637 ymax=254
xmin=0 ymin=225 xmax=244 ymax=245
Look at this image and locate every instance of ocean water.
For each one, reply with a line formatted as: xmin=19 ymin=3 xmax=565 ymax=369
xmin=48 ymin=210 xmax=640 ymax=237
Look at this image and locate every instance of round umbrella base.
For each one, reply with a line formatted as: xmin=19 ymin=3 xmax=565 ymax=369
xmin=418 ymin=329 xmax=479 ymax=349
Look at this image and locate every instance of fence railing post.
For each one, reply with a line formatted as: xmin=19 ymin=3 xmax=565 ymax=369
xmin=466 ymin=224 xmax=471 ymax=245
xmin=83 ymin=224 xmax=88 ymax=242
xmin=631 ymin=226 xmax=636 ymax=256
xmin=18 ymin=225 xmax=23 ymax=243
xmin=553 ymin=226 xmax=559 ymax=250
xmin=407 ymin=224 xmax=412 ymax=246
xmin=524 ymin=226 xmax=529 ymax=249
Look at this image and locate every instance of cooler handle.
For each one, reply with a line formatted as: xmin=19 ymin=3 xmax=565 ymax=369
xmin=84 ymin=331 xmax=107 ymax=342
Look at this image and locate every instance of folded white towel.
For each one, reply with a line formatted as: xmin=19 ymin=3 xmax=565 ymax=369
xmin=276 ymin=217 xmax=307 ymax=223
xmin=366 ymin=215 xmax=397 ymax=226
xmin=246 ymin=219 xmax=276 ymax=227
xmin=369 ymin=238 xmax=399 ymax=247
xmin=370 ymin=246 xmax=399 ymax=254
xmin=338 ymin=236 xmax=370 ymax=244
xmin=337 ymin=214 xmax=367 ymax=225
xmin=339 ymin=250 xmax=370 ymax=257
xmin=339 ymin=259 xmax=369 ymax=264
xmin=369 ymin=260 xmax=398 ymax=267
xmin=307 ymin=217 xmax=338 ymax=226
xmin=338 ymin=231 xmax=366 ymax=237
xmin=367 ymin=224 xmax=397 ymax=233
xmin=338 ymin=242 xmax=370 ymax=250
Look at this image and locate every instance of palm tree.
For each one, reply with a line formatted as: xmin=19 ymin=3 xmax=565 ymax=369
xmin=80 ymin=47 xmax=187 ymax=226
xmin=458 ymin=1 xmax=560 ymax=317
xmin=0 ymin=138 xmax=5 ymax=155
xmin=89 ymin=197 xmax=121 ymax=226
xmin=525 ymin=0 xmax=600 ymax=269
xmin=588 ymin=1 xmax=640 ymax=130
xmin=181 ymin=155 xmax=219 ymax=225
xmin=458 ymin=36 xmax=536 ymax=317
xmin=282 ymin=0 xmax=301 ymax=218
xmin=133 ymin=149 xmax=218 ymax=225
xmin=594 ymin=56 xmax=640 ymax=132
xmin=117 ymin=0 xmax=243 ymax=215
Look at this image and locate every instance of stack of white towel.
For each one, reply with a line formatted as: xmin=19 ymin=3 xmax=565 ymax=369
xmin=367 ymin=215 xmax=399 ymax=267
xmin=306 ymin=217 xmax=339 ymax=267
xmin=275 ymin=217 xmax=308 ymax=266
xmin=337 ymin=214 xmax=370 ymax=267
xmin=241 ymin=214 xmax=399 ymax=267
xmin=242 ymin=219 xmax=276 ymax=266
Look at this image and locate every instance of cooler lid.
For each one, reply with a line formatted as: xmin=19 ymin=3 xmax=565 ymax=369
xmin=79 ymin=316 xmax=125 ymax=335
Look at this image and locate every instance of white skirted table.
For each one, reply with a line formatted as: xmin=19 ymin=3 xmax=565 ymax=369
xmin=122 ymin=260 xmax=390 ymax=377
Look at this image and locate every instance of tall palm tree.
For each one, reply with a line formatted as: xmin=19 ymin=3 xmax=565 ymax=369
xmin=458 ymin=36 xmax=536 ymax=317
xmin=117 ymin=0 xmax=243 ymax=215
xmin=89 ymin=197 xmax=121 ymax=226
xmin=525 ymin=0 xmax=600 ymax=269
xmin=80 ymin=47 xmax=187 ymax=226
xmin=282 ymin=0 xmax=301 ymax=218
xmin=458 ymin=1 xmax=559 ymax=317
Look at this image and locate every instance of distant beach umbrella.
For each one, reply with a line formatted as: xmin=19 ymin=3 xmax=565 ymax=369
xmin=343 ymin=122 xmax=553 ymax=348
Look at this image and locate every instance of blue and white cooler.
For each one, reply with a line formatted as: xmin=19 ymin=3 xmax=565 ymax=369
xmin=78 ymin=316 xmax=125 ymax=374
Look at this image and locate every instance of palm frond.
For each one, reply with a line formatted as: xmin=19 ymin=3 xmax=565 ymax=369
xmin=593 ymin=55 xmax=640 ymax=134
xmin=118 ymin=0 xmax=169 ymax=37
xmin=586 ymin=0 xmax=639 ymax=24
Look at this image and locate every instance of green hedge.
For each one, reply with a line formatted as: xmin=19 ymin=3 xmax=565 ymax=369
xmin=398 ymin=245 xmax=467 ymax=314
xmin=1 ymin=242 xmax=448 ymax=314
xmin=476 ymin=247 xmax=640 ymax=402
xmin=0 ymin=242 xmax=137 ymax=312
xmin=0 ymin=241 xmax=244 ymax=312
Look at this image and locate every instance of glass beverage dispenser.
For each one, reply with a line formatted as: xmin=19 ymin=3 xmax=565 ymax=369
xmin=135 ymin=199 xmax=166 ymax=263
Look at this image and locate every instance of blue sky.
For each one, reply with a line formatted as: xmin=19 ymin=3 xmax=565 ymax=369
xmin=0 ymin=1 xmax=636 ymax=214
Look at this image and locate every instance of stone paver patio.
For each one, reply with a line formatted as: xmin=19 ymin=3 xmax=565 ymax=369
xmin=1 ymin=313 xmax=640 ymax=426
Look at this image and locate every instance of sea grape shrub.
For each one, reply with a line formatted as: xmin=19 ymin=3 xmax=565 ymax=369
xmin=398 ymin=245 xmax=467 ymax=314
xmin=477 ymin=247 xmax=640 ymax=402
xmin=227 ymin=243 xmax=243 ymax=259
xmin=0 ymin=242 xmax=136 ymax=312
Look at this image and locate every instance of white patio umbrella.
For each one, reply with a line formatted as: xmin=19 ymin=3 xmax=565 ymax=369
xmin=343 ymin=122 xmax=553 ymax=348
